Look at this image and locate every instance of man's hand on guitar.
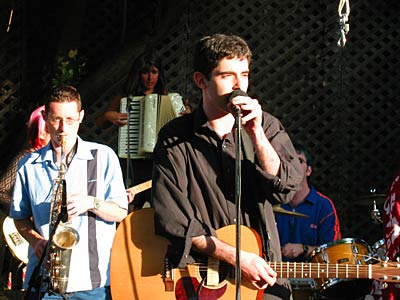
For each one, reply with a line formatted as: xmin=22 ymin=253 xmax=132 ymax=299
xmin=240 ymin=250 xmax=277 ymax=289
xmin=192 ymin=234 xmax=277 ymax=290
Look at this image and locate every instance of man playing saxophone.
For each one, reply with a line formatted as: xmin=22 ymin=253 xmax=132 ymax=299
xmin=10 ymin=85 xmax=128 ymax=299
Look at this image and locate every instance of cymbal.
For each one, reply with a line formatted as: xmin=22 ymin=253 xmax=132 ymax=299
xmin=359 ymin=194 xmax=386 ymax=200
xmin=356 ymin=193 xmax=387 ymax=205
xmin=272 ymin=205 xmax=309 ymax=218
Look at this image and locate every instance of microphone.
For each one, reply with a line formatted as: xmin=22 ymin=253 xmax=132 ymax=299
xmin=227 ymin=89 xmax=248 ymax=114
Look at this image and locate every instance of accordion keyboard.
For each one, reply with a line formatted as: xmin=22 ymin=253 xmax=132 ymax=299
xmin=118 ymin=93 xmax=185 ymax=159
xmin=118 ymin=98 xmax=143 ymax=158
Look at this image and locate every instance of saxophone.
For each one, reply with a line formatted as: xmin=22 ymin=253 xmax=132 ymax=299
xmin=47 ymin=134 xmax=80 ymax=295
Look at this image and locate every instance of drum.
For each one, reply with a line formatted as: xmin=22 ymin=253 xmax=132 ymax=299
xmin=310 ymin=238 xmax=373 ymax=300
xmin=290 ymin=278 xmax=319 ymax=300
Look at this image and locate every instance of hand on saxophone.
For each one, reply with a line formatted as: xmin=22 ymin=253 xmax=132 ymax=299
xmin=67 ymin=193 xmax=94 ymax=219
xmin=68 ymin=194 xmax=127 ymax=222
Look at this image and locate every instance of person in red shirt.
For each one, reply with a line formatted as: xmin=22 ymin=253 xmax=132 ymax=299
xmin=367 ymin=171 xmax=400 ymax=300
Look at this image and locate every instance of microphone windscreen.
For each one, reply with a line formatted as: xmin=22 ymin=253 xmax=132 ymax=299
xmin=227 ymin=89 xmax=248 ymax=104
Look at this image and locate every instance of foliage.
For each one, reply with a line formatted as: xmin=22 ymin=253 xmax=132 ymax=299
xmin=51 ymin=49 xmax=87 ymax=88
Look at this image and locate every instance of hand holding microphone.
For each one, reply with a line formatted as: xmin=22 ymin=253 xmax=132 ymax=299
xmin=227 ymin=89 xmax=262 ymax=129
xmin=227 ymin=89 xmax=248 ymax=114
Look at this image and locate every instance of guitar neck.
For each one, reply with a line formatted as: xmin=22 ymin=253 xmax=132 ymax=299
xmin=269 ymin=261 xmax=372 ymax=280
xmin=126 ymin=180 xmax=152 ymax=195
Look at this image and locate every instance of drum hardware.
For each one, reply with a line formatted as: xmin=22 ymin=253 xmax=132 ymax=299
xmin=272 ymin=205 xmax=309 ymax=218
xmin=369 ymin=239 xmax=387 ymax=263
xmin=290 ymin=278 xmax=320 ymax=300
xmin=370 ymin=200 xmax=383 ymax=224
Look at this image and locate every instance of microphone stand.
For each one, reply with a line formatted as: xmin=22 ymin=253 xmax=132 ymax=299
xmin=234 ymin=107 xmax=242 ymax=300
xmin=23 ymin=182 xmax=68 ymax=300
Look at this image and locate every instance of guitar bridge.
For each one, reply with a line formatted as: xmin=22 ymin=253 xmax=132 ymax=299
xmin=164 ymin=257 xmax=174 ymax=291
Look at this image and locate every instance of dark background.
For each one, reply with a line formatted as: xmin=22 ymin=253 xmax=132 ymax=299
xmin=1 ymin=0 xmax=399 ymax=245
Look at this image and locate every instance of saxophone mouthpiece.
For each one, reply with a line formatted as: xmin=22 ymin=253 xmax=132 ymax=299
xmin=58 ymin=134 xmax=67 ymax=144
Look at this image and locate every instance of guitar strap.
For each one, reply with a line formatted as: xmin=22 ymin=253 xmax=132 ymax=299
xmin=241 ymin=131 xmax=273 ymax=261
xmin=87 ymin=149 xmax=101 ymax=288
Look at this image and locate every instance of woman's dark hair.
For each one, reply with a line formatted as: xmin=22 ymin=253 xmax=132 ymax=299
xmin=124 ymin=50 xmax=167 ymax=96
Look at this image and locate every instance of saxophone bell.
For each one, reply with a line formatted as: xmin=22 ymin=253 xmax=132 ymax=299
xmin=53 ymin=224 xmax=80 ymax=250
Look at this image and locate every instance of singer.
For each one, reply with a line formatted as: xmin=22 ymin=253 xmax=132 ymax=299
xmin=151 ymin=34 xmax=303 ymax=300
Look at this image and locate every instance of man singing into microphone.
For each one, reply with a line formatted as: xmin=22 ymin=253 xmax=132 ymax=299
xmin=151 ymin=33 xmax=302 ymax=299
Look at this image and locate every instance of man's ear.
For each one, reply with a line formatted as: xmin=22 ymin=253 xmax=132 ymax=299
xmin=193 ymin=72 xmax=207 ymax=89
xmin=79 ymin=110 xmax=85 ymax=123
xmin=306 ymin=165 xmax=312 ymax=177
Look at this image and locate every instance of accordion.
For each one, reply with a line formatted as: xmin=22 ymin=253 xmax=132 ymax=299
xmin=118 ymin=93 xmax=185 ymax=159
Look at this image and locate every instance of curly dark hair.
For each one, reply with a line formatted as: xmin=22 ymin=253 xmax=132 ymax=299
xmin=193 ymin=33 xmax=252 ymax=80
xmin=294 ymin=143 xmax=313 ymax=167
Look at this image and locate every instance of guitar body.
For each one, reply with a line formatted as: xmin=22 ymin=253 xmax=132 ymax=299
xmin=111 ymin=208 xmax=400 ymax=299
xmin=110 ymin=208 xmax=263 ymax=300
xmin=2 ymin=216 xmax=29 ymax=265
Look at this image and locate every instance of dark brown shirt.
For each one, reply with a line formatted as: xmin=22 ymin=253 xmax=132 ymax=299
xmin=152 ymin=106 xmax=302 ymax=268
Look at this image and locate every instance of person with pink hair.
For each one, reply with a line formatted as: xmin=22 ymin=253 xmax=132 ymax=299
xmin=0 ymin=105 xmax=49 ymax=290
xmin=0 ymin=105 xmax=50 ymax=212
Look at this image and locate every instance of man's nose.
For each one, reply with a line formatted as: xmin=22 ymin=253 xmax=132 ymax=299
xmin=233 ymin=76 xmax=245 ymax=90
xmin=57 ymin=120 xmax=66 ymax=130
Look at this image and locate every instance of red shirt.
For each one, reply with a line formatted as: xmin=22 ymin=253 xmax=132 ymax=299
xmin=369 ymin=173 xmax=400 ymax=300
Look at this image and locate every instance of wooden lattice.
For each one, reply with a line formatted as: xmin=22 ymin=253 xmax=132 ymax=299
xmin=1 ymin=0 xmax=400 ymax=247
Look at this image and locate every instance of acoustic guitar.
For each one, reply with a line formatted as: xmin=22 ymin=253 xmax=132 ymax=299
xmin=110 ymin=208 xmax=400 ymax=300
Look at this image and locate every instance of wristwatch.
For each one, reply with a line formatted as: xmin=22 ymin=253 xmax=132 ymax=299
xmin=302 ymin=244 xmax=309 ymax=256
xmin=93 ymin=197 xmax=102 ymax=210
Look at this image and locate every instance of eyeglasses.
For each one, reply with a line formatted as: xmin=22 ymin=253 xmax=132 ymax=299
xmin=49 ymin=116 xmax=80 ymax=126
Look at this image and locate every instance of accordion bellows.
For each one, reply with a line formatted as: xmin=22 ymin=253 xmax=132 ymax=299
xmin=118 ymin=93 xmax=185 ymax=159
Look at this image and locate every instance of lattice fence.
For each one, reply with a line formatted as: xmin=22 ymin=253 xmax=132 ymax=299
xmin=1 ymin=0 xmax=399 ymax=246
xmin=0 ymin=0 xmax=27 ymax=170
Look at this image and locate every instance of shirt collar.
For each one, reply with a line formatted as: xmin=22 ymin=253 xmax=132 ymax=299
xmin=192 ymin=104 xmax=235 ymax=143
xmin=304 ymin=185 xmax=318 ymax=204
xmin=34 ymin=136 xmax=94 ymax=164
xmin=193 ymin=104 xmax=210 ymax=132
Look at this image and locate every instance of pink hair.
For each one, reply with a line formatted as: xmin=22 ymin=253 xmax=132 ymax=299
xmin=27 ymin=105 xmax=47 ymax=150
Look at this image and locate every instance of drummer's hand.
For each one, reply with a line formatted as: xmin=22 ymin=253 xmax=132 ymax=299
xmin=281 ymin=243 xmax=304 ymax=259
